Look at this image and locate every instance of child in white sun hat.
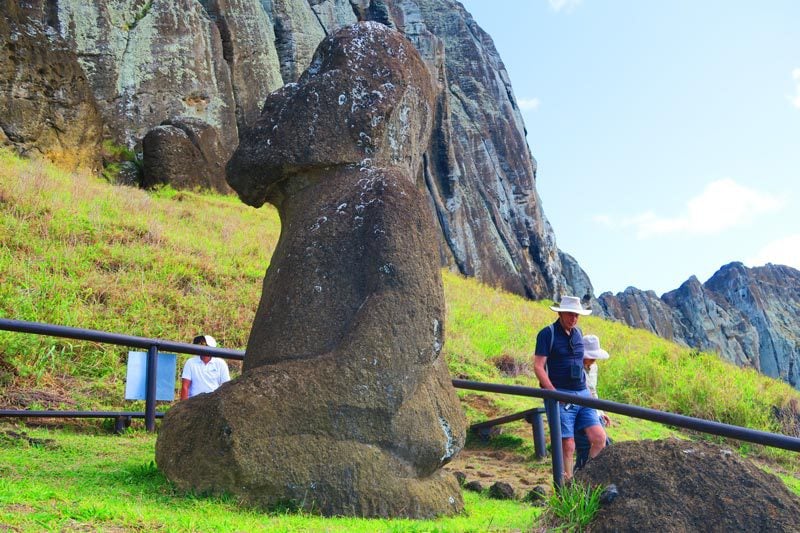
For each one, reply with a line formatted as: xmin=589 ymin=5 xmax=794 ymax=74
xmin=575 ymin=334 xmax=613 ymax=470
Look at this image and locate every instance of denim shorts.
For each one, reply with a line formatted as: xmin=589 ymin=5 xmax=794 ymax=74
xmin=555 ymin=388 xmax=601 ymax=438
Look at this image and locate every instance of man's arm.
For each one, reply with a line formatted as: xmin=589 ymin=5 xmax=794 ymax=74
xmin=533 ymin=355 xmax=555 ymax=390
xmin=180 ymin=379 xmax=191 ymax=400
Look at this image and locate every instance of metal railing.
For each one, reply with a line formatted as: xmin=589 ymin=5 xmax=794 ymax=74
xmin=453 ymin=379 xmax=800 ymax=486
xmin=469 ymin=407 xmax=548 ymax=459
xmin=0 ymin=318 xmax=242 ymax=431
xmin=2 ymin=318 xmax=799 ymax=488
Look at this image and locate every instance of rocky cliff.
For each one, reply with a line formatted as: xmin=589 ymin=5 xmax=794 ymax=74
xmin=0 ymin=0 xmax=573 ymax=301
xmin=599 ymin=263 xmax=800 ymax=390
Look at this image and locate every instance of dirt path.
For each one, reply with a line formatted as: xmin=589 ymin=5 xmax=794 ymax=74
xmin=444 ymin=446 xmax=553 ymax=498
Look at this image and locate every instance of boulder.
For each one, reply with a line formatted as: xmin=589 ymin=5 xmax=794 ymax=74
xmin=141 ymin=118 xmax=232 ymax=193
xmin=156 ymin=22 xmax=466 ymax=518
xmin=488 ymin=481 xmax=515 ymax=500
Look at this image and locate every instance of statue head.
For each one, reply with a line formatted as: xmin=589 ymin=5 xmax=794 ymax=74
xmin=226 ymin=22 xmax=436 ymax=208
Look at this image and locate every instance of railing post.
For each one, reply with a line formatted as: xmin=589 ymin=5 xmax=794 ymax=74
xmin=145 ymin=344 xmax=158 ymax=432
xmin=545 ymin=398 xmax=564 ymax=489
xmin=525 ymin=409 xmax=548 ymax=459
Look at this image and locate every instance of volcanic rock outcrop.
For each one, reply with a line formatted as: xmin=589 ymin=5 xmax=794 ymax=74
xmin=599 ymin=262 xmax=800 ymax=390
xmin=0 ymin=1 xmax=102 ymax=170
xmin=141 ymin=118 xmax=232 ymax=193
xmin=155 ymin=22 xmax=467 ymax=518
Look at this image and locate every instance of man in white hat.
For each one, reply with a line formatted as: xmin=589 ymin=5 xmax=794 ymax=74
xmin=533 ymin=296 xmax=607 ymax=479
xmin=179 ymin=334 xmax=231 ymax=400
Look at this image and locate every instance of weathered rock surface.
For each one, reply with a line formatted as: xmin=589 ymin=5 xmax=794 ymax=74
xmin=141 ymin=118 xmax=232 ymax=193
xmin=2 ymin=0 xmax=577 ymax=303
xmin=0 ymin=1 xmax=102 ymax=170
xmin=600 ymin=262 xmax=800 ymax=389
xmin=56 ymin=0 xmax=239 ymax=151
xmin=576 ymin=439 xmax=800 ymax=532
xmin=412 ymin=0 xmax=569 ymax=300
xmin=559 ymin=250 xmax=604 ymax=315
xmin=156 ymin=22 xmax=466 ymax=518
xmin=202 ymin=0 xmax=285 ymax=131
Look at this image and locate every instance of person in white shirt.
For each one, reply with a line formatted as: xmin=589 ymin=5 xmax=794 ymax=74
xmin=180 ymin=335 xmax=230 ymax=400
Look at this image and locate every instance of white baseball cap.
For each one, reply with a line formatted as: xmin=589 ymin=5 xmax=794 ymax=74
xmin=192 ymin=334 xmax=217 ymax=348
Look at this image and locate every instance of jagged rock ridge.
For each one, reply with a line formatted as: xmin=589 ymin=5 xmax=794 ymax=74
xmin=599 ymin=262 xmax=800 ymax=390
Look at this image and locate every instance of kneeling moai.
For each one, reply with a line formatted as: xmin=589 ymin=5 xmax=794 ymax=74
xmin=155 ymin=22 xmax=467 ymax=518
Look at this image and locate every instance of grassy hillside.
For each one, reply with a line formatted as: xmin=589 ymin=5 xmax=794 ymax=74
xmin=1 ymin=149 xmax=799 ymax=529
xmin=2 ymin=146 xmax=799 ymax=435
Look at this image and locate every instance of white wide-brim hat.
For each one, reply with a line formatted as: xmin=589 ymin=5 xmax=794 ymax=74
xmin=549 ymin=296 xmax=592 ymax=316
xmin=583 ymin=334 xmax=609 ymax=360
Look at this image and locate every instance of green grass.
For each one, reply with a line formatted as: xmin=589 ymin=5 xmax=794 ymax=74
xmin=2 ymin=148 xmax=800 ymax=529
xmin=544 ymin=481 xmax=605 ymax=531
xmin=0 ymin=427 xmax=539 ymax=532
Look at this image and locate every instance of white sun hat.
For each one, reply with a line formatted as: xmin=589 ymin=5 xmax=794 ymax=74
xmin=192 ymin=334 xmax=217 ymax=348
xmin=549 ymin=295 xmax=592 ymax=316
xmin=583 ymin=334 xmax=609 ymax=360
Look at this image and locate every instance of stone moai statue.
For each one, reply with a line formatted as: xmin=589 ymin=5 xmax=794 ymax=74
xmin=156 ymin=21 xmax=467 ymax=518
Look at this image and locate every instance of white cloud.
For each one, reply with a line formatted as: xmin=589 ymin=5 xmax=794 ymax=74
xmin=548 ymin=0 xmax=582 ymax=13
xmin=747 ymin=234 xmax=800 ymax=269
xmin=517 ymin=97 xmax=541 ymax=111
xmin=791 ymin=68 xmax=800 ymax=109
xmin=597 ymin=178 xmax=785 ymax=239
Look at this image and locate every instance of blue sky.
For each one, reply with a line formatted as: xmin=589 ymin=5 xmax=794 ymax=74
xmin=458 ymin=0 xmax=800 ymax=296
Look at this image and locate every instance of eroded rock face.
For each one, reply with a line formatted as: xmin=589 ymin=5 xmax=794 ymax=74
xmin=56 ymin=0 xmax=239 ymax=151
xmin=0 ymin=1 xmax=102 ymax=170
xmin=411 ymin=0 xmax=568 ymax=300
xmin=156 ymin=22 xmax=466 ymax=518
xmin=202 ymin=0 xmax=285 ymax=131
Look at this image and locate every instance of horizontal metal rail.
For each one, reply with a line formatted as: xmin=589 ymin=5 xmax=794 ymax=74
xmin=0 ymin=318 xmax=244 ymax=360
xmin=0 ymin=318 xmax=245 ymax=431
xmin=452 ymin=379 xmax=800 ymax=452
xmin=0 ymin=410 xmax=166 ymax=434
xmin=0 ymin=410 xmax=165 ymax=419
xmin=470 ymin=407 xmax=545 ymax=431
xmin=470 ymin=407 xmax=548 ymax=459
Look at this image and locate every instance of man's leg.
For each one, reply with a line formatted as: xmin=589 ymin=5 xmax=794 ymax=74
xmin=562 ymin=436 xmax=576 ymax=479
xmin=584 ymin=423 xmax=607 ymax=458
xmin=556 ymin=399 xmax=579 ymax=480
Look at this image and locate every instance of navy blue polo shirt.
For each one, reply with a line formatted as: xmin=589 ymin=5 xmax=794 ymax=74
xmin=534 ymin=320 xmax=586 ymax=391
